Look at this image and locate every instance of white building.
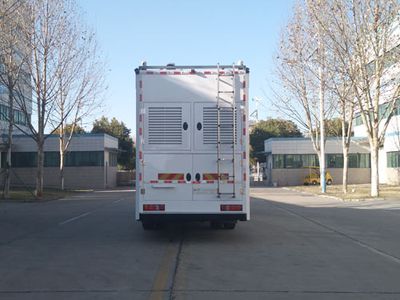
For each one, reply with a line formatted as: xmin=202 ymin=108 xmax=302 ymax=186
xmin=0 ymin=133 xmax=118 ymax=189
xmin=352 ymin=26 xmax=400 ymax=185
xmin=353 ymin=104 xmax=400 ymax=185
xmin=264 ymin=137 xmax=371 ymax=186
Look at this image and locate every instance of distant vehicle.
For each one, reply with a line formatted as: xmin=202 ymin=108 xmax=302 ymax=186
xmin=135 ymin=62 xmax=250 ymax=230
xmin=303 ymin=167 xmax=333 ymax=185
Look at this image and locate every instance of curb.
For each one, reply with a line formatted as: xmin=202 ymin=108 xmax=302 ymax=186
xmin=282 ymin=187 xmax=385 ymax=202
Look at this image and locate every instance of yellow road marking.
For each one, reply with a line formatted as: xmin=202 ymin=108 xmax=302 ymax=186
xmin=148 ymin=242 xmax=179 ymax=300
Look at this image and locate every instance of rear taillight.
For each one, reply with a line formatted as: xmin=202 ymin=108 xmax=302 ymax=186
xmin=143 ymin=204 xmax=165 ymax=211
xmin=220 ymin=204 xmax=243 ymax=211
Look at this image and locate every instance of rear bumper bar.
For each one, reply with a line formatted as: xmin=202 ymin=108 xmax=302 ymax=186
xmin=139 ymin=213 xmax=247 ymax=222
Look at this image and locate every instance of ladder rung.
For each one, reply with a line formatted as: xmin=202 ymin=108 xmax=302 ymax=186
xmin=218 ymin=79 xmax=233 ymax=86
xmin=218 ymin=193 xmax=236 ymax=197
xmin=218 ymin=74 xmax=235 ymax=77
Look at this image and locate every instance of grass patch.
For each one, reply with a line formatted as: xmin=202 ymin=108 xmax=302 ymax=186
xmin=0 ymin=188 xmax=87 ymax=202
xmin=291 ymin=184 xmax=400 ymax=200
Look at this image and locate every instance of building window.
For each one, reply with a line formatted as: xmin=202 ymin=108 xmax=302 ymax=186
xmin=0 ymin=104 xmax=10 ymax=121
xmin=387 ymin=152 xmax=400 ymax=168
xmin=13 ymin=110 xmax=28 ymax=126
xmin=355 ymin=99 xmax=400 ymax=125
xmin=285 ymin=154 xmax=302 ymax=169
xmin=12 ymin=152 xmax=37 ymax=168
xmin=327 ymin=154 xmax=344 ymax=168
xmin=273 ymin=154 xmax=319 ymax=169
xmin=348 ymin=153 xmax=370 ymax=168
xmin=109 ymin=152 xmax=118 ymax=167
xmin=1 ymin=152 xmax=6 ymax=168
xmin=301 ymin=154 xmax=319 ymax=167
xmin=272 ymin=154 xmax=284 ymax=169
xmin=65 ymin=151 xmax=104 ymax=167
xmin=44 ymin=152 xmax=60 ymax=167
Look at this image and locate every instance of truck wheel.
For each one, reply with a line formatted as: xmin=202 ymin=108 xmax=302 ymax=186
xmin=210 ymin=221 xmax=223 ymax=229
xmin=312 ymin=180 xmax=318 ymax=185
xmin=223 ymin=221 xmax=236 ymax=230
xmin=327 ymin=179 xmax=332 ymax=185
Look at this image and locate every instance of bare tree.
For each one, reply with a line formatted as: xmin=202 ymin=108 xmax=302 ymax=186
xmin=316 ymin=0 xmax=400 ymax=197
xmin=52 ymin=23 xmax=105 ymax=190
xmin=14 ymin=0 xmax=103 ymax=197
xmin=0 ymin=0 xmax=30 ymax=198
xmin=0 ymin=0 xmax=22 ymax=19
xmin=308 ymin=0 xmax=357 ymax=194
xmin=273 ymin=2 xmax=335 ymax=191
xmin=349 ymin=0 xmax=400 ymax=197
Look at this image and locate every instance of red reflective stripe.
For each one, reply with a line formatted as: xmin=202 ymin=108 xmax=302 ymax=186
xmin=221 ymin=204 xmax=242 ymax=211
xmin=243 ymin=94 xmax=246 ymax=101
xmin=243 ymin=114 xmax=246 ymax=122
xmin=164 ymin=180 xmax=172 ymax=183
xmin=190 ymin=69 xmax=196 ymax=74
xmin=150 ymin=180 xmax=158 ymax=183
xmin=243 ymin=81 xmax=246 ymax=88
xmin=139 ymin=151 xmax=142 ymax=159
xmin=173 ymin=71 xmax=181 ymax=75
xmin=139 ymin=114 xmax=142 ymax=122
xmin=143 ymin=204 xmax=165 ymax=211
xmin=139 ymin=173 xmax=142 ymax=181
xmin=244 ymin=173 xmax=246 ymax=181
xmin=178 ymin=180 xmax=186 ymax=184
xmin=139 ymin=80 xmax=142 ymax=88
xmin=160 ymin=71 xmax=167 ymax=75
xmin=139 ymin=128 xmax=142 ymax=136
xmin=139 ymin=94 xmax=143 ymax=101
xmin=204 ymin=71 xmax=211 ymax=75
xmin=227 ymin=180 xmax=234 ymax=184
xmin=192 ymin=181 xmax=200 ymax=184
xmin=206 ymin=180 xmax=214 ymax=184
xmin=146 ymin=71 xmax=154 ymax=74
xmin=243 ymin=128 xmax=246 ymax=136
xmin=219 ymin=71 xmax=225 ymax=75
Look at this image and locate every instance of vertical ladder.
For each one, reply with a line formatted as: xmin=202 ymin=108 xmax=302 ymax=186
xmin=216 ymin=64 xmax=236 ymax=198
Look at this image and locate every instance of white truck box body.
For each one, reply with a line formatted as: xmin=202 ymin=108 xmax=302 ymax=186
xmin=135 ymin=64 xmax=250 ymax=223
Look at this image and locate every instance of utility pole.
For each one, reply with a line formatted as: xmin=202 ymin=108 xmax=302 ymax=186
xmin=318 ymin=17 xmax=326 ymax=194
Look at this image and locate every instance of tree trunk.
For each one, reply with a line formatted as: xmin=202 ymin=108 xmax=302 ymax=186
xmin=60 ymin=145 xmax=64 ymax=191
xmin=36 ymin=141 xmax=44 ymax=198
xmin=370 ymin=141 xmax=379 ymax=197
xmin=342 ymin=145 xmax=349 ymax=194
xmin=4 ymin=89 xmax=14 ymax=199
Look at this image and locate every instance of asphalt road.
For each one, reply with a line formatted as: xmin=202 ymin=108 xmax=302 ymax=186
xmin=1 ymin=188 xmax=400 ymax=299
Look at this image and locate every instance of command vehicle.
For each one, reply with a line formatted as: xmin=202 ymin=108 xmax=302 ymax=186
xmin=135 ymin=62 xmax=250 ymax=229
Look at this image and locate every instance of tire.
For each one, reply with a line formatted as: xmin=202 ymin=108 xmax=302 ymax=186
xmin=210 ymin=221 xmax=223 ymax=229
xmin=223 ymin=221 xmax=236 ymax=230
xmin=326 ymin=179 xmax=332 ymax=185
xmin=312 ymin=180 xmax=318 ymax=185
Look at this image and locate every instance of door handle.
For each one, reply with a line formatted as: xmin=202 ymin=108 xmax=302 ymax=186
xmin=197 ymin=122 xmax=202 ymax=130
xmin=183 ymin=122 xmax=188 ymax=130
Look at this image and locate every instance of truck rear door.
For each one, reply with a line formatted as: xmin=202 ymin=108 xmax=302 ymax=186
xmin=142 ymin=102 xmax=193 ymax=201
xmin=193 ymin=102 xmax=243 ymax=201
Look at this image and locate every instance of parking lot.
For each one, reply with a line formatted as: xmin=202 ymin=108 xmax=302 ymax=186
xmin=1 ymin=188 xmax=400 ymax=299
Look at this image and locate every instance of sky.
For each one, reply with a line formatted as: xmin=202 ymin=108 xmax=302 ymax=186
xmin=79 ymin=0 xmax=295 ymax=134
